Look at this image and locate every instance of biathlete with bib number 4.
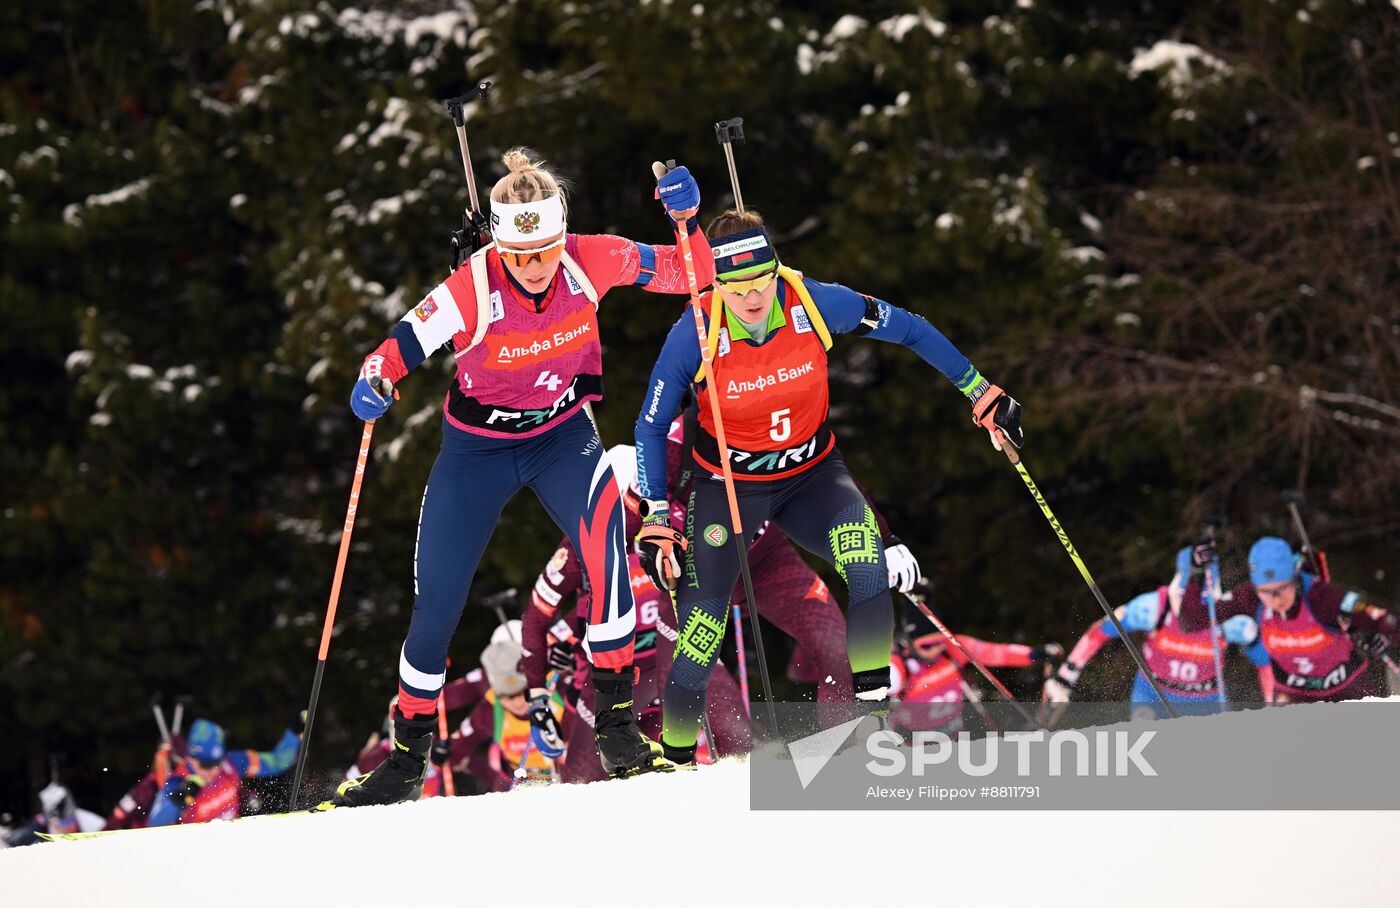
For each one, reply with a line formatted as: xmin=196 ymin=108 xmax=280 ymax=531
xmin=331 ymin=149 xmax=714 ymax=804
xmin=633 ymin=209 xmax=1024 ymax=761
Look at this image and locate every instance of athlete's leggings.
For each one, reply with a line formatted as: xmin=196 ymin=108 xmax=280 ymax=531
xmin=397 ymin=411 xmax=633 ymax=716
xmin=665 ymin=449 xmax=891 ymax=749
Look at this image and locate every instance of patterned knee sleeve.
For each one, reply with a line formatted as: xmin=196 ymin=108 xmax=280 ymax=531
xmin=670 ymin=597 xmax=729 ymax=692
xmin=827 ymin=503 xmax=885 ymax=601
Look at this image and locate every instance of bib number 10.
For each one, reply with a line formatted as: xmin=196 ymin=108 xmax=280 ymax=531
xmin=769 ymin=408 xmax=792 ymax=443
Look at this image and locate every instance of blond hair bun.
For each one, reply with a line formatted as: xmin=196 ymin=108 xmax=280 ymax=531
xmin=491 ymin=146 xmax=568 ymax=218
xmin=501 ymin=148 xmax=535 ymax=173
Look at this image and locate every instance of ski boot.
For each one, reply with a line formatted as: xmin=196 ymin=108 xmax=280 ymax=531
xmin=324 ymin=710 xmax=434 ymax=808
xmin=593 ymin=668 xmax=674 ymax=779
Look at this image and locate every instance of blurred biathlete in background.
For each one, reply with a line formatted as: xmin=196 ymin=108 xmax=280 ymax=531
xmin=1182 ymin=536 xmax=1399 ymax=704
xmin=521 ymin=444 xmax=752 ymax=779
xmin=145 ymin=718 xmax=301 ymax=827
xmin=1 ymin=784 xmax=105 ymax=847
xmin=444 ymin=637 xmax=566 ymax=789
xmin=634 ymin=208 xmax=1023 ymax=762
xmin=893 ymin=596 xmax=1062 ymax=734
xmin=1045 ymin=547 xmax=1272 ymax=717
xmin=334 ymin=148 xmax=713 ymax=801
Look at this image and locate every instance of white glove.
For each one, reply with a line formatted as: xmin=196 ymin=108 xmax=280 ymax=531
xmin=1042 ymin=662 xmax=1081 ymax=703
xmin=885 ymin=541 xmax=921 ymax=593
xmin=1042 ymin=676 xmax=1073 ymax=704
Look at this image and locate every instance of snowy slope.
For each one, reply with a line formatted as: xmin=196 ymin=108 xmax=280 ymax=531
xmin=3 ymin=754 xmax=1392 ymax=907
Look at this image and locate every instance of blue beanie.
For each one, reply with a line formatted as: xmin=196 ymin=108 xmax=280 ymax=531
xmin=187 ymin=718 xmax=226 ymax=763
xmin=711 ymin=227 xmax=778 ymax=282
xmin=1248 ymin=537 xmax=1299 ymax=586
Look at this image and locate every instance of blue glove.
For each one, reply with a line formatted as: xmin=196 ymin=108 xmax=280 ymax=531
xmin=1174 ymin=546 xmax=1193 ymax=581
xmin=1122 ymin=591 xmax=1162 ymax=632
xmin=656 ymin=165 xmax=700 ymax=219
xmin=1174 ymin=544 xmax=1214 ymax=584
xmin=349 ymin=376 xmax=392 ymax=421
xmin=1221 ymin=614 xmax=1260 ymax=646
xmin=528 ymin=694 xmax=566 ymax=759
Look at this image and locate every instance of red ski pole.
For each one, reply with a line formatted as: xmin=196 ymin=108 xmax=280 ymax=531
xmin=654 ymin=160 xmax=778 ymax=734
xmin=290 ymin=380 xmax=392 ymax=810
xmin=435 ymin=671 xmax=456 ymax=797
xmin=907 ymin=591 xmax=1046 ymax=730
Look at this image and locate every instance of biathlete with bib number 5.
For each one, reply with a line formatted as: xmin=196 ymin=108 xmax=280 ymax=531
xmin=330 ymin=149 xmax=714 ymax=804
xmin=633 ymin=208 xmax=1024 ymax=761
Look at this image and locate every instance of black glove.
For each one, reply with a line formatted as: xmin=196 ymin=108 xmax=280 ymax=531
xmin=971 ymin=385 xmax=1023 ymax=450
xmin=1176 ymin=542 xmax=1216 ymax=583
xmin=1355 ymin=630 xmax=1391 ymax=659
xmin=430 ymin=737 xmax=452 ymax=768
xmin=546 ymin=639 xmax=575 ymax=672
xmin=171 ymin=774 xmax=205 ymax=808
xmin=1030 ymin=642 xmax=1065 ymax=668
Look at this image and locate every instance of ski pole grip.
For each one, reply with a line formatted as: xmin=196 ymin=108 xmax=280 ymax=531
xmin=1282 ymin=489 xmax=1306 ymax=506
xmin=370 ymin=376 xmax=396 ymax=400
xmin=446 ymin=81 xmax=492 ymax=126
xmin=715 ymin=117 xmax=745 ymax=145
xmin=481 ymin=588 xmax=518 ymax=610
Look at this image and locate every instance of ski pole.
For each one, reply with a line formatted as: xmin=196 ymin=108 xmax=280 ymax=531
xmin=653 ymin=160 xmax=779 ymax=737
xmin=990 ymin=438 xmax=1180 ymax=718
xmin=480 ymin=588 xmax=519 ymax=639
xmin=514 ymin=672 xmax=561 ymax=785
xmin=907 ymin=590 xmax=1045 ymax=730
xmin=731 ymin=603 xmax=751 ymax=716
xmin=1282 ymin=491 xmax=1328 ymax=581
xmin=435 ymin=665 xmax=456 ymax=797
xmin=714 ymin=118 xmax=745 ymax=211
xmin=149 ymin=695 xmax=172 ymax=746
xmin=445 ymin=81 xmax=493 ymax=269
xmin=171 ymin=695 xmax=191 ymax=737
xmin=1201 ymin=516 xmax=1229 ymax=706
xmin=289 ymin=380 xmax=392 ymax=810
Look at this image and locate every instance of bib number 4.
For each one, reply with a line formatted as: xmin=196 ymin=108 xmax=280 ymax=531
xmin=535 ymin=371 xmax=564 ymax=393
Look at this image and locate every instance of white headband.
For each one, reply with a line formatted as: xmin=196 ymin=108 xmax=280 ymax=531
xmin=490 ymin=196 xmax=566 ymax=245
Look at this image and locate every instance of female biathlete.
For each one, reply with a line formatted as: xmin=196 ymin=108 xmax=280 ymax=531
xmin=332 ymin=150 xmax=713 ymax=803
xmin=632 ymin=209 xmax=1023 ymax=761
xmin=1181 ymin=537 xmax=1399 ymax=704
xmin=1044 ymin=548 xmax=1271 ymax=718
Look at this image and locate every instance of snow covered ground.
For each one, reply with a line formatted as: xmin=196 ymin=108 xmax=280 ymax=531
xmin=2 ymin=753 xmax=1392 ymax=907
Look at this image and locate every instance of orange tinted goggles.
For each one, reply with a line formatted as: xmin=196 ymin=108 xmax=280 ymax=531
xmin=496 ymin=236 xmax=566 ymax=268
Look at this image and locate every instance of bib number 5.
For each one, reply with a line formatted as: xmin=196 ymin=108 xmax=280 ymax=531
xmin=769 ymin=408 xmax=792 ymax=443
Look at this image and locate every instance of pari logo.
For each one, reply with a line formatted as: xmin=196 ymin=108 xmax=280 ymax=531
xmin=787 ymin=722 xmax=1159 ymax=790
